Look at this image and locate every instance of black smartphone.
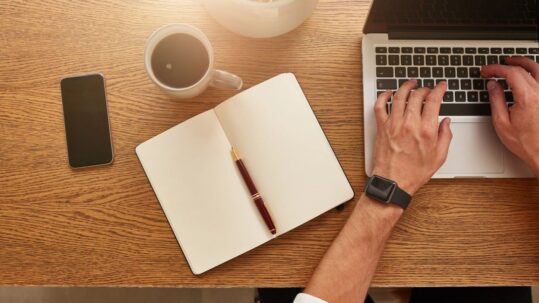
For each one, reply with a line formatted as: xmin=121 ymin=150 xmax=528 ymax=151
xmin=60 ymin=73 xmax=114 ymax=168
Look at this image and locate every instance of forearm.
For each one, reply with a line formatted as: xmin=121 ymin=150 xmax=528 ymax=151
xmin=304 ymin=194 xmax=402 ymax=303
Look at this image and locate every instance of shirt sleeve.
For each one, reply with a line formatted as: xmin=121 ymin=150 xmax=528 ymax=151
xmin=293 ymin=293 xmax=329 ymax=303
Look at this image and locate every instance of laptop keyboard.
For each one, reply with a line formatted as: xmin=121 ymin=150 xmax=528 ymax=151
xmin=375 ymin=46 xmax=539 ymax=115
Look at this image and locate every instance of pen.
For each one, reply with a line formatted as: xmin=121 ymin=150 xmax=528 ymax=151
xmin=231 ymin=147 xmax=276 ymax=235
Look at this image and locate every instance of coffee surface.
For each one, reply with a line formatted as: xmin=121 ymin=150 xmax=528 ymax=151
xmin=151 ymin=33 xmax=209 ymax=88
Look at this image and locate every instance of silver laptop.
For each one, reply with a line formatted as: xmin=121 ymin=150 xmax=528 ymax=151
xmin=362 ymin=0 xmax=538 ymax=178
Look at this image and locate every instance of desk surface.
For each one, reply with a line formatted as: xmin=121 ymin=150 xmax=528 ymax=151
xmin=2 ymin=0 xmax=539 ymax=288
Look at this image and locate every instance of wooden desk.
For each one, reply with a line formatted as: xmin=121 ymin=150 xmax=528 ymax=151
xmin=2 ymin=0 xmax=539 ymax=288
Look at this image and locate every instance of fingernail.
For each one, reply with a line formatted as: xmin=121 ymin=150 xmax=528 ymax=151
xmin=487 ymin=80 xmax=496 ymax=90
xmin=446 ymin=117 xmax=451 ymax=124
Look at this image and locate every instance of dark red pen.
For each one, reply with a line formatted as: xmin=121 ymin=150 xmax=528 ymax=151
xmin=231 ymin=147 xmax=276 ymax=235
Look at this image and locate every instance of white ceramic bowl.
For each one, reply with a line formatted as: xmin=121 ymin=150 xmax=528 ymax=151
xmin=201 ymin=0 xmax=319 ymax=38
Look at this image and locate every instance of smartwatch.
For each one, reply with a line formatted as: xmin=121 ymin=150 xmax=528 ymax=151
xmin=364 ymin=175 xmax=412 ymax=209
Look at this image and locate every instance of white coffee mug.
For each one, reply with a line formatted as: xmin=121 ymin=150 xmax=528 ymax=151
xmin=144 ymin=24 xmax=243 ymax=99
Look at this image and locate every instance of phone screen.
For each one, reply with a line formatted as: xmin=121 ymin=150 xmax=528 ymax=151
xmin=60 ymin=74 xmax=113 ymax=168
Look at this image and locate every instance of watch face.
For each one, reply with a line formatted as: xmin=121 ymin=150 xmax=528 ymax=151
xmin=366 ymin=176 xmax=396 ymax=202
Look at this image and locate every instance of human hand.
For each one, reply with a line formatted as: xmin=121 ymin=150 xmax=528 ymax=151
xmin=481 ymin=56 xmax=539 ymax=176
xmin=372 ymin=80 xmax=452 ymax=195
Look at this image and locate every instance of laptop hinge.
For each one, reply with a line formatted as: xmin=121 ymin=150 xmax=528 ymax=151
xmin=388 ymin=30 xmax=538 ymax=41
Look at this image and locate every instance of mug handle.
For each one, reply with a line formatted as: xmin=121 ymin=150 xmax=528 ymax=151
xmin=210 ymin=69 xmax=243 ymax=90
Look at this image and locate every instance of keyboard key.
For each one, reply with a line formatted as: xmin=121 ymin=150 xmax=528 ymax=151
xmin=527 ymin=55 xmax=535 ymax=60
xmin=465 ymin=48 xmax=476 ymax=54
xmin=479 ymin=91 xmax=489 ymax=102
xmin=420 ymin=67 xmax=431 ymax=78
xmin=427 ymin=47 xmax=438 ymax=54
xmin=443 ymin=91 xmax=454 ymax=102
xmin=376 ymin=55 xmax=387 ymax=65
xmin=398 ymin=79 xmax=407 ymax=88
xmin=389 ymin=47 xmax=400 ymax=53
xmin=413 ymin=55 xmax=424 ymax=65
xmin=536 ymin=56 xmax=539 ymax=63
xmin=438 ymin=55 xmax=449 ymax=65
xmin=529 ymin=48 xmax=539 ymax=54
xmin=375 ymin=47 xmax=387 ymax=53
xmin=491 ymin=48 xmax=502 ymax=54
xmin=499 ymin=79 xmax=508 ymax=89
xmin=426 ymin=55 xmax=437 ymax=65
xmin=402 ymin=47 xmax=413 ymax=53
xmin=444 ymin=67 xmax=456 ymax=78
xmin=461 ymin=79 xmax=472 ymax=90
xmin=467 ymin=91 xmax=479 ymax=102
xmin=401 ymin=55 xmax=412 ymax=65
xmin=457 ymin=67 xmax=468 ymax=78
xmin=516 ymin=48 xmax=527 ymax=54
xmin=376 ymin=67 xmax=393 ymax=77
xmin=505 ymin=91 xmax=514 ymax=102
xmin=388 ymin=103 xmax=492 ymax=115
xmin=469 ymin=67 xmax=481 ymax=78
xmin=407 ymin=67 xmax=419 ymax=78
xmin=448 ymin=79 xmax=459 ymax=90
xmin=436 ymin=79 xmax=447 ymax=85
xmin=416 ymin=79 xmax=423 ymax=88
xmin=450 ymin=55 xmax=461 ymax=65
xmin=395 ymin=67 xmax=406 ymax=77
xmin=414 ymin=47 xmax=426 ymax=53
xmin=475 ymin=55 xmax=486 ymax=66
xmin=487 ymin=56 xmax=498 ymax=64
xmin=503 ymin=48 xmax=514 ymax=54
xmin=452 ymin=47 xmax=464 ymax=54
xmin=388 ymin=55 xmax=399 ymax=65
xmin=478 ymin=48 xmax=489 ymax=54
xmin=423 ymin=79 xmax=435 ymax=88
xmin=433 ymin=67 xmax=444 ymax=77
xmin=440 ymin=47 xmax=451 ymax=54
xmin=377 ymin=79 xmax=397 ymax=89
xmin=473 ymin=79 xmax=485 ymax=90
xmin=463 ymin=55 xmax=474 ymax=66
xmin=438 ymin=104 xmax=491 ymax=115
xmin=499 ymin=55 xmax=508 ymax=64
xmin=455 ymin=91 xmax=466 ymax=101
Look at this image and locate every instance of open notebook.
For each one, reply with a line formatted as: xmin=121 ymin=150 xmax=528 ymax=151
xmin=136 ymin=73 xmax=354 ymax=274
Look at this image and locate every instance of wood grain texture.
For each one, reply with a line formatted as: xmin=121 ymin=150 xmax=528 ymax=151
xmin=1 ymin=0 xmax=539 ymax=287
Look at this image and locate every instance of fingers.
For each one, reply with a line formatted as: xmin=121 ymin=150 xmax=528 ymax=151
xmin=436 ymin=117 xmax=453 ymax=164
xmin=481 ymin=64 xmax=534 ymax=97
xmin=506 ymin=56 xmax=539 ymax=82
xmin=422 ymin=81 xmax=447 ymax=123
xmin=405 ymin=87 xmax=431 ymax=117
xmin=374 ymin=91 xmax=391 ymax=126
xmin=391 ymin=79 xmax=417 ymax=118
xmin=486 ymin=80 xmax=511 ymax=134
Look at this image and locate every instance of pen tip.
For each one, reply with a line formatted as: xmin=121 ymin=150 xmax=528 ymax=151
xmin=271 ymin=229 xmax=276 ymax=235
xmin=231 ymin=147 xmax=240 ymax=160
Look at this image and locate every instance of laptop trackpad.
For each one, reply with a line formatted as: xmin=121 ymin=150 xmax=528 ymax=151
xmin=438 ymin=122 xmax=504 ymax=175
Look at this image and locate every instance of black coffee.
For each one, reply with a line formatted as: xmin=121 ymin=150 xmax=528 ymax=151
xmin=151 ymin=33 xmax=209 ymax=88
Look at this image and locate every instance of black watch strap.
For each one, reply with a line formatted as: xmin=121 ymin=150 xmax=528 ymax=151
xmin=388 ymin=186 xmax=411 ymax=209
xmin=364 ymin=175 xmax=412 ymax=209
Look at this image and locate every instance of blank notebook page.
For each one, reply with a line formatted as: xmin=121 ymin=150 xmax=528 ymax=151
xmin=215 ymin=73 xmax=353 ymax=234
xmin=136 ymin=110 xmax=267 ymax=275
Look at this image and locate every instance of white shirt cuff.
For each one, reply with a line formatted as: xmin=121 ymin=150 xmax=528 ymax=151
xmin=293 ymin=293 xmax=329 ymax=303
